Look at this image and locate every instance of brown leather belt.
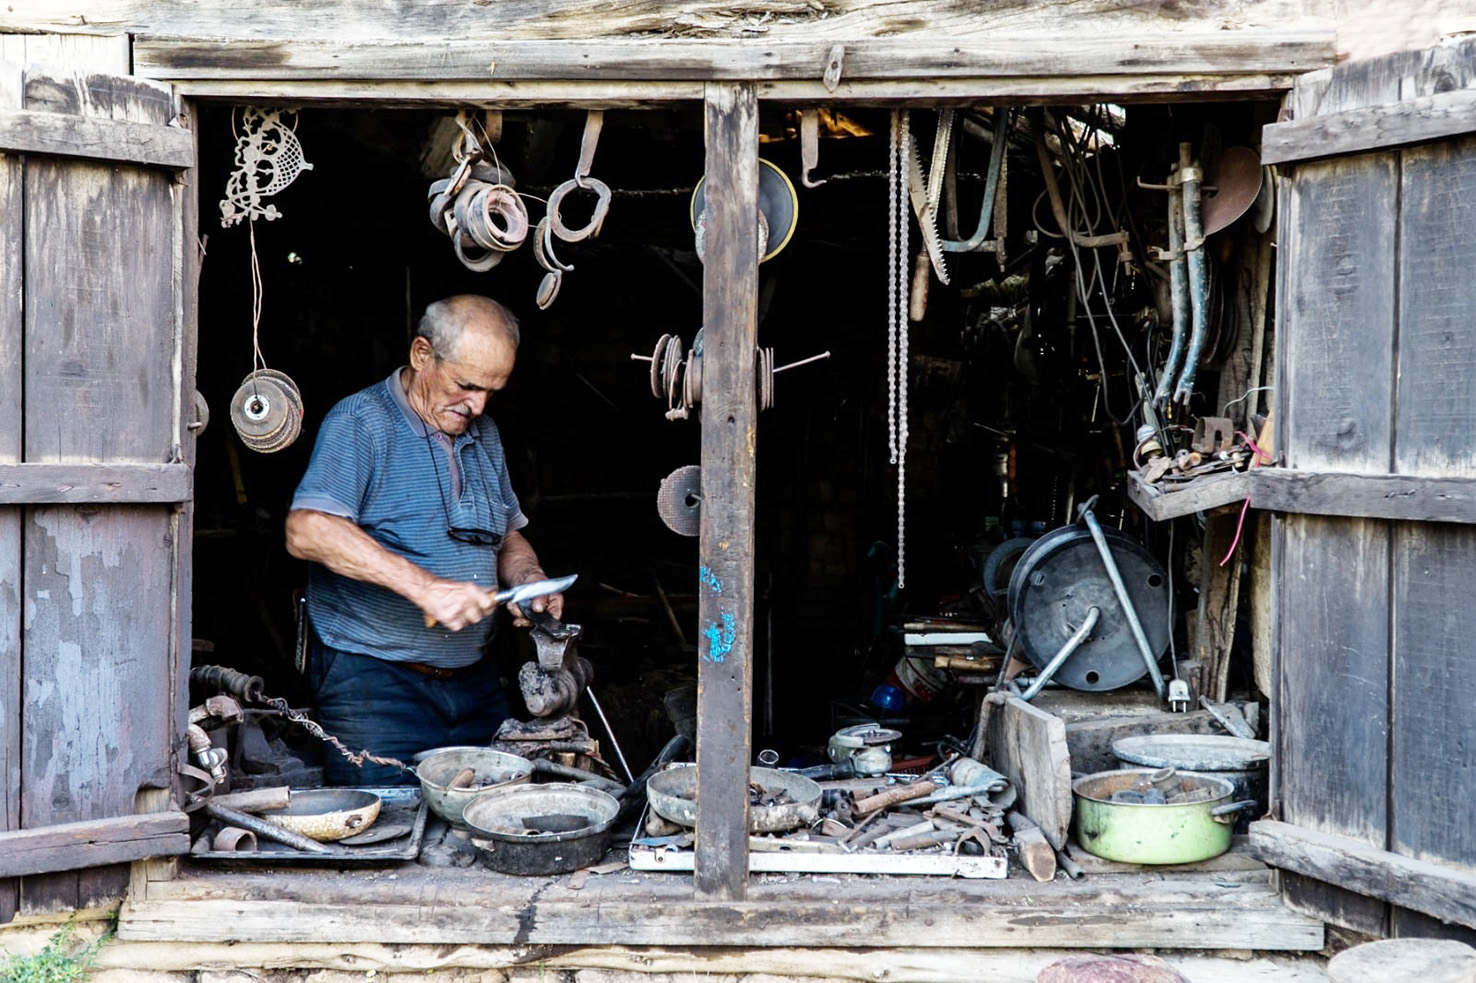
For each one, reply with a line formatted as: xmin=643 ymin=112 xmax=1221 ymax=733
xmin=400 ymin=660 xmax=479 ymax=681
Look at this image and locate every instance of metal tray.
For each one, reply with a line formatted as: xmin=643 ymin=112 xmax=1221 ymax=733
xmin=191 ymin=786 xmax=427 ymax=866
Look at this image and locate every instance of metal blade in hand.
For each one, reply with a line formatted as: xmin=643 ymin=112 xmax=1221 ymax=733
xmin=498 ymin=574 xmax=578 ymax=607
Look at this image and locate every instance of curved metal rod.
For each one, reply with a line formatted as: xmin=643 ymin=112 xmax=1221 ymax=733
xmin=1153 ymin=181 xmax=1190 ymax=405
xmin=942 ymin=108 xmax=1012 ymax=253
xmin=1080 ymin=509 xmax=1168 ymax=699
xmin=1018 ymin=605 xmax=1101 ymax=701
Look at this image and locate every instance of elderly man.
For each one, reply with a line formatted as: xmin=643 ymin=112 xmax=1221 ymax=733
xmin=286 ymin=295 xmax=561 ymax=785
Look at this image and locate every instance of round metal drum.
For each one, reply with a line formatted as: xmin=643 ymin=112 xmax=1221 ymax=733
xmin=1008 ymin=525 xmax=1169 ymax=692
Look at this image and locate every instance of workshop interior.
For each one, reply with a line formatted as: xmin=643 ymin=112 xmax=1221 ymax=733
xmin=186 ymin=98 xmax=1279 ymax=872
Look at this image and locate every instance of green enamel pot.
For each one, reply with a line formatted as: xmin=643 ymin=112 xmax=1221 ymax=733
xmin=1072 ymin=768 xmax=1256 ymax=865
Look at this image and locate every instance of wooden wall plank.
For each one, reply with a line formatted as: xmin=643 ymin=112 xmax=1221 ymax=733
xmin=17 ymin=36 xmax=180 ymax=917
xmin=0 ymin=0 xmax=1325 ymax=43
xmin=1249 ymin=469 xmax=1476 ymax=523
xmin=1395 ymin=136 xmax=1476 ymax=478
xmin=0 ymin=107 xmax=193 ymax=168
xmin=694 ymin=81 xmax=760 ymax=901
xmin=1264 ymin=88 xmax=1476 ymax=165
xmin=1250 ymin=820 xmax=1476 ymax=930
xmin=1390 ymin=523 xmax=1476 ymax=873
xmin=1281 ymin=154 xmax=1397 ymax=474
xmin=0 ymin=34 xmax=21 ymax=928
xmin=0 ymin=812 xmax=188 ymax=878
xmin=0 ymin=464 xmax=192 ymax=504
xmin=129 ymin=33 xmax=1335 ymax=83
xmin=1276 ymin=516 xmax=1390 ymax=935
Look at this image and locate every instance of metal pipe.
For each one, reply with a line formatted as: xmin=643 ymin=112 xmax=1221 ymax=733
xmin=1080 ymin=508 xmax=1168 ymax=698
xmin=586 ymin=686 xmax=635 ymax=785
xmin=202 ymin=802 xmax=337 ymax=855
xmin=1175 ymin=143 xmax=1210 ymax=403
xmin=1153 ymin=176 xmax=1190 ymax=405
xmin=1018 ymin=606 xmax=1101 ymax=701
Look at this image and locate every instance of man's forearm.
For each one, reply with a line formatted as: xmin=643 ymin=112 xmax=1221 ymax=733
xmin=286 ymin=509 xmax=434 ymax=606
xmin=498 ymin=530 xmax=546 ymax=587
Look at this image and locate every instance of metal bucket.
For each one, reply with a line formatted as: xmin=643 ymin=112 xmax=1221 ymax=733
xmin=1112 ymin=734 xmax=1269 ymax=833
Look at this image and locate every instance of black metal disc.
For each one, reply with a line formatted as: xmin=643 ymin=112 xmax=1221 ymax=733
xmin=1008 ymin=525 xmax=1169 ymax=692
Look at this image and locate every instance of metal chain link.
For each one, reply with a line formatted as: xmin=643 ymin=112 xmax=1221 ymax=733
xmin=893 ymin=112 xmax=911 ymax=589
xmin=262 ymin=695 xmax=417 ymax=777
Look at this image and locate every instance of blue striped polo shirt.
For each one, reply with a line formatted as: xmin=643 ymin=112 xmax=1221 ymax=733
xmin=291 ymin=368 xmax=528 ymax=667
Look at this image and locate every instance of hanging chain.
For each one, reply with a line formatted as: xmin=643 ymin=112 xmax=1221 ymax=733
xmin=890 ymin=112 xmax=912 ymax=589
xmin=261 ymin=694 xmax=417 ymax=777
xmin=887 ymin=110 xmax=901 ymax=469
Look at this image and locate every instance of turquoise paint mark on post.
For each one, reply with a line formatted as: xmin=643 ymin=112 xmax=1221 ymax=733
xmin=702 ymin=611 xmax=736 ymax=662
xmin=698 ymin=566 xmax=723 ymax=594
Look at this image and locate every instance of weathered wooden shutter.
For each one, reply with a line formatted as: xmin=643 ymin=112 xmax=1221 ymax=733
xmin=0 ymin=35 xmax=194 ymax=920
xmin=1249 ymin=37 xmax=1476 ymax=941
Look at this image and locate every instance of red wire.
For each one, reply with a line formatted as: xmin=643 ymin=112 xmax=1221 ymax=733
xmin=1218 ymin=430 xmax=1271 ymax=567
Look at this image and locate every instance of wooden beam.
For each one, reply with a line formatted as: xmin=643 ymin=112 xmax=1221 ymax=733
xmin=170 ymin=73 xmax=1299 ymax=107
xmin=1250 ymin=819 xmax=1476 ymax=930
xmin=132 ymin=33 xmax=1335 ymax=82
xmin=0 ymin=106 xmax=194 ymax=169
xmin=1264 ymin=87 xmax=1476 ymax=166
xmin=0 ymin=813 xmax=189 ymax=878
xmin=1249 ymin=468 xmax=1476 ymax=524
xmin=115 ymin=893 xmax=1325 ymax=950
xmin=0 ymin=463 xmax=191 ymax=504
xmin=694 ymin=81 xmax=759 ymax=902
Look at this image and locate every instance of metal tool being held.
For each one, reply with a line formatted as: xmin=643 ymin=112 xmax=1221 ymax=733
xmin=423 ymin=573 xmax=577 ymax=628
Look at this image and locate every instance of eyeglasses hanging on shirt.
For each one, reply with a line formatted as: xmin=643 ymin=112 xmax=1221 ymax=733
xmin=416 ymin=414 xmax=503 ymax=548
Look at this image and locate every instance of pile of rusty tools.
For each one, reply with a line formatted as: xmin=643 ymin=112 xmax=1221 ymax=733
xmin=1135 ymin=414 xmax=1263 ymax=487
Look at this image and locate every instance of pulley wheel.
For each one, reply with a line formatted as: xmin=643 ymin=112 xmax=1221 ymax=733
xmin=650 ymin=334 xmax=672 ymax=398
xmin=657 ymin=465 xmax=702 ymax=537
xmin=1007 ymin=524 xmax=1169 ymax=692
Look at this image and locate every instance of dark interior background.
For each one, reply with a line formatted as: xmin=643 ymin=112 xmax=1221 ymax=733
xmin=190 ymin=99 xmax=1274 ymax=774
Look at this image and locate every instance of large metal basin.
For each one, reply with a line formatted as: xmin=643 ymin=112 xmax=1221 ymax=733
xmin=646 ymin=764 xmax=820 ymax=834
xmin=415 ymin=747 xmax=534 ymax=829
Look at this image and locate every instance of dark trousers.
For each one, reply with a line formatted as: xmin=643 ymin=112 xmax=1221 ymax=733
xmin=309 ymin=634 xmax=511 ymax=786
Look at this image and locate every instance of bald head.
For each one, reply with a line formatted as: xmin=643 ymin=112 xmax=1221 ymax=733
xmin=417 ymin=295 xmax=520 ymax=361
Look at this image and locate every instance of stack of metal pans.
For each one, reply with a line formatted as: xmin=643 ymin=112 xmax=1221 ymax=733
xmin=230 ymin=368 xmax=303 ymax=453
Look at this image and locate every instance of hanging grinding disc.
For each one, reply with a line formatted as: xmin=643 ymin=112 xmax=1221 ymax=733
xmin=657 ymin=465 xmax=702 ymax=537
xmin=230 ymin=369 xmax=304 ymax=453
xmin=690 ymin=159 xmax=799 ymax=264
xmin=1251 ymin=165 xmax=1277 ymax=234
xmin=1201 ymin=147 xmax=1263 ymax=236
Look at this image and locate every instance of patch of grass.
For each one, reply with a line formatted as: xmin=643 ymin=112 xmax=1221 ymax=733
xmin=0 ymin=916 xmax=114 ymax=983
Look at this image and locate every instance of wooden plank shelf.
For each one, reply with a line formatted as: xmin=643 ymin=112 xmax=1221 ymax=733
xmin=1126 ymin=468 xmax=1251 ymax=522
xmin=118 ymin=865 xmax=1325 ymax=951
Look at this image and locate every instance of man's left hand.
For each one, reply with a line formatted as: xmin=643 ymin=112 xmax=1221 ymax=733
xmin=507 ymin=578 xmax=564 ymax=627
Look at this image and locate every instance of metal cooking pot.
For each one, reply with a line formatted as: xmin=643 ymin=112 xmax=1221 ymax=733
xmin=646 ymin=764 xmax=821 ymax=834
xmin=1072 ymin=768 xmax=1255 ymax=864
xmin=415 ymin=746 xmax=534 ymax=829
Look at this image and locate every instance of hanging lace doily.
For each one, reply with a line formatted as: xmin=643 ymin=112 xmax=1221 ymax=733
xmin=219 ymin=108 xmax=314 ymax=227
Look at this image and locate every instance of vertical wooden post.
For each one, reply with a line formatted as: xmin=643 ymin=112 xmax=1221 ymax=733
xmin=694 ymin=81 xmax=759 ymax=900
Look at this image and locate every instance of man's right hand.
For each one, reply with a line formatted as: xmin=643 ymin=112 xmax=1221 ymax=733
xmin=417 ymin=579 xmax=498 ymax=631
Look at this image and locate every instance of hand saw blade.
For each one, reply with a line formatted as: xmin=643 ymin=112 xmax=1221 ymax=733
xmin=904 ymin=121 xmax=951 ymax=285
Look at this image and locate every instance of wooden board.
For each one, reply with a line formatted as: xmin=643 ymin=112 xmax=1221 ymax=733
xmin=1276 ymin=516 xmax=1390 ymax=936
xmin=694 ymin=81 xmax=760 ymax=901
xmin=1396 ymin=135 xmax=1476 ymax=479
xmin=16 ymin=42 xmax=183 ymax=916
xmin=986 ymin=696 xmax=1071 ymax=850
xmin=0 ymin=34 xmax=20 ymax=928
xmin=0 ymin=464 xmax=192 ymax=504
xmin=0 ymin=813 xmax=189 ymax=878
xmin=129 ymin=33 xmax=1335 ymax=82
xmin=0 ymin=106 xmax=193 ymax=168
xmin=0 ymin=0 xmax=1329 ymax=43
xmin=1250 ymin=469 xmax=1476 ymax=523
xmin=1264 ymin=87 xmax=1476 ymax=165
xmin=1126 ymin=469 xmax=1250 ymax=523
xmin=1390 ymin=523 xmax=1476 ymax=874
xmin=1280 ymin=154 xmax=1397 ymax=474
xmin=1251 ymin=820 xmax=1476 ymax=930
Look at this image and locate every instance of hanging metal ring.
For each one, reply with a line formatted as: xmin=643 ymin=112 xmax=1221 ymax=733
xmin=547 ymin=177 xmax=611 ymax=243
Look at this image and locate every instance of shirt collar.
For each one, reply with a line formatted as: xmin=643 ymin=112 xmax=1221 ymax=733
xmin=384 ymin=367 xmax=480 ymax=444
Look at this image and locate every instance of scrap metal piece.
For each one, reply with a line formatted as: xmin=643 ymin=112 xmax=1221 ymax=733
xmin=800 ymin=109 xmax=826 ymax=188
xmin=1201 ymin=146 xmax=1263 ymax=235
xmin=904 ymin=115 xmax=951 ymax=285
xmin=657 ymin=465 xmax=702 ymax=537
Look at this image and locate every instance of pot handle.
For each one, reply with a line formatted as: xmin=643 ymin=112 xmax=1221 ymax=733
xmin=1210 ymin=800 xmax=1258 ymax=824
